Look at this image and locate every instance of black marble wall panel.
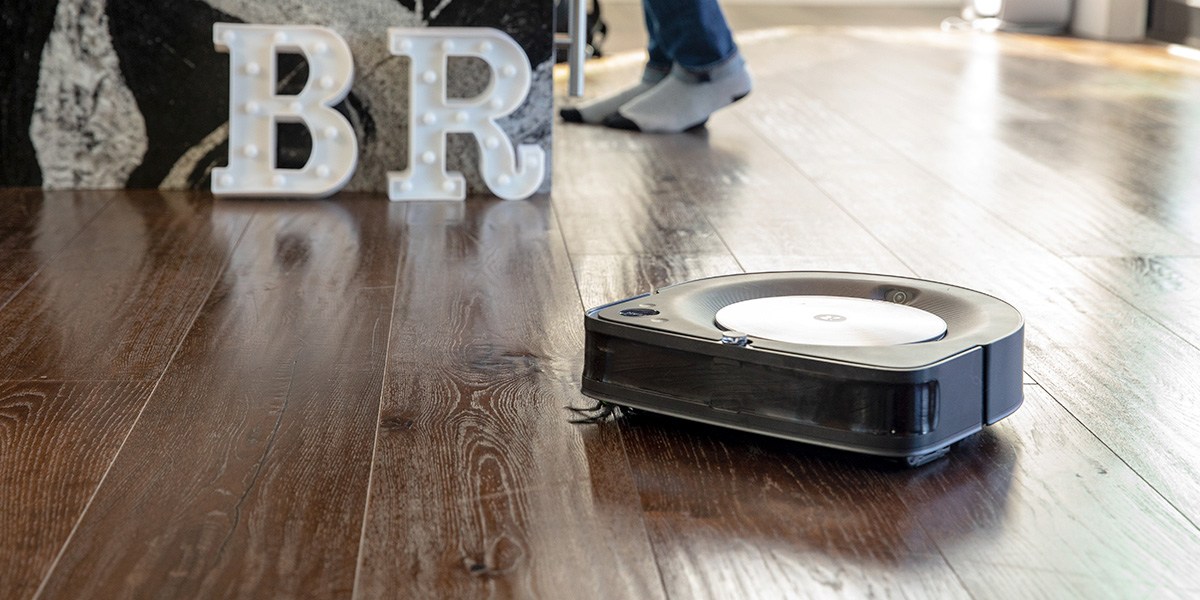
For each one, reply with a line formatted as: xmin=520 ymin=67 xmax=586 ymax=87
xmin=0 ymin=0 xmax=553 ymax=194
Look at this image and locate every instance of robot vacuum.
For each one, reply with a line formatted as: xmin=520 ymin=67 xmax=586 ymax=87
xmin=578 ymin=272 xmax=1024 ymax=466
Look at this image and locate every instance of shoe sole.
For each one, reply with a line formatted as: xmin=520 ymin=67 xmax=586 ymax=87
xmin=681 ymin=90 xmax=750 ymax=131
xmin=606 ymin=89 xmax=751 ymax=133
xmin=560 ymin=108 xmax=585 ymax=123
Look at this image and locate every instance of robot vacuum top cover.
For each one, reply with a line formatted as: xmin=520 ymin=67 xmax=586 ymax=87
xmin=580 ymin=272 xmax=1024 ymax=465
xmin=714 ymin=295 xmax=949 ymax=347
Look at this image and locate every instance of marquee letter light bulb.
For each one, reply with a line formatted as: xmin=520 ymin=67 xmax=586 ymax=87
xmin=387 ymin=28 xmax=546 ymax=201
xmin=212 ymin=24 xmax=358 ymax=197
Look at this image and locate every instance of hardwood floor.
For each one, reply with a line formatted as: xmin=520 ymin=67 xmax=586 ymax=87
xmin=5 ymin=8 xmax=1200 ymax=598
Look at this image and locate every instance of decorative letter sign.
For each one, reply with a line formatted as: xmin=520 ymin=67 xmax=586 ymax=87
xmin=212 ymin=25 xmax=544 ymax=201
xmin=387 ymin=28 xmax=545 ymax=201
xmin=212 ymin=24 xmax=357 ymax=197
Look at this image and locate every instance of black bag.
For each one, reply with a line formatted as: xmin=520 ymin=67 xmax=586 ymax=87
xmin=555 ymin=0 xmax=608 ymax=61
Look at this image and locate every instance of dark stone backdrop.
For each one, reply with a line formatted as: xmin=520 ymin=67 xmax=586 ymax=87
xmin=0 ymin=0 xmax=553 ymax=194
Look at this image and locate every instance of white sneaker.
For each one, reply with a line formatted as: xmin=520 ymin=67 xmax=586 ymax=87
xmin=560 ymin=67 xmax=669 ymax=125
xmin=604 ymin=56 xmax=751 ymax=133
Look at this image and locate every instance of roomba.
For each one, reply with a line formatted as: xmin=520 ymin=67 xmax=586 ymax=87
xmin=579 ymin=272 xmax=1024 ymax=466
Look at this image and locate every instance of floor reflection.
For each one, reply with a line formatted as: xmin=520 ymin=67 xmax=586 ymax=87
xmin=215 ymin=198 xmax=364 ymax=293
xmin=608 ymin=410 xmax=1016 ymax=564
xmin=9 ymin=191 xmax=244 ymax=380
xmin=397 ymin=196 xmax=577 ymax=372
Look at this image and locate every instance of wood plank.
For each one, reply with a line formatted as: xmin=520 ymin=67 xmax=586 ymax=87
xmin=551 ymin=140 xmax=689 ymax=201
xmin=733 ymin=253 xmax=914 ymax=275
xmin=0 ymin=189 xmax=111 ymax=251
xmin=617 ymin=413 xmax=970 ymax=598
xmin=727 ymin=100 xmax=1200 ymax=529
xmin=953 ymin=565 xmax=1197 ymax=600
xmin=0 ymin=192 xmax=249 ymax=380
xmin=646 ymin=115 xmax=824 ymax=192
xmin=1067 ymin=256 xmax=1200 ymax=349
xmin=552 ymin=115 xmax=751 ymax=262
xmin=905 ymin=386 xmax=1200 ymax=594
xmin=0 ymin=190 xmax=246 ymax=600
xmin=552 ymin=113 xmax=943 ymax=595
xmin=559 ymin=54 xmax=972 ymax=595
xmin=717 ymin=37 xmax=1200 ymax=583
xmin=573 ymin=335 xmax=1200 ymax=597
xmin=552 ymin=162 xmax=729 ymax=257
xmin=571 ymin=254 xmax=743 ymax=310
xmin=0 ymin=279 xmax=27 ymax=310
xmin=35 ymin=197 xmax=403 ymax=599
xmin=0 ymin=190 xmax=113 ymax=308
xmin=0 ymin=380 xmax=153 ymax=600
xmin=736 ymin=36 xmax=1200 ymax=259
xmin=840 ymin=31 xmax=1200 ymax=242
xmin=683 ymin=114 xmax=916 ymax=275
xmin=787 ymin=154 xmax=1200 ymax=516
xmin=925 ymin=33 xmax=1200 ymax=218
xmin=354 ymin=199 xmax=663 ymax=599
xmin=555 ymin=86 xmax=912 ymax=274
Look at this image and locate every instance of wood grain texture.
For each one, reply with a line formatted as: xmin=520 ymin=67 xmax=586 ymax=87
xmin=354 ymin=199 xmax=663 ymax=599
xmin=0 ymin=190 xmax=112 ymax=308
xmin=927 ymin=34 xmax=1200 ymax=233
xmin=952 ymin=564 xmax=1198 ymax=600
xmin=751 ymin=139 xmax=1200 ymax=528
xmin=570 ymin=254 xmax=744 ymax=310
xmin=0 ymin=278 xmax=27 ymax=309
xmin=0 ymin=189 xmax=111 ymax=252
xmin=35 ymin=197 xmax=404 ymax=599
xmin=0 ymin=192 xmax=249 ymax=380
xmin=555 ymin=188 xmax=730 ymax=257
xmin=911 ymin=386 xmax=1200 ymax=594
xmin=617 ymin=414 xmax=971 ymax=599
xmin=0 ymin=191 xmax=246 ymax=600
xmin=736 ymin=35 xmax=1200 ymax=259
xmin=592 ymin=373 xmax=1200 ymax=598
xmin=724 ymin=40 xmax=1200 ymax=553
xmin=862 ymin=42 xmax=1200 ymax=254
xmin=0 ymin=380 xmax=152 ymax=600
xmin=1067 ymin=256 xmax=1200 ymax=348
xmin=682 ymin=116 xmax=916 ymax=275
xmin=551 ymin=133 xmax=729 ymax=257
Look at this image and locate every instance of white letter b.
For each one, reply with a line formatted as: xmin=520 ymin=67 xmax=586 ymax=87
xmin=212 ymin=24 xmax=357 ymax=197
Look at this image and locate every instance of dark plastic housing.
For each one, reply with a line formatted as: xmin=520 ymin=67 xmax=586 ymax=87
xmin=581 ymin=272 xmax=1024 ymax=461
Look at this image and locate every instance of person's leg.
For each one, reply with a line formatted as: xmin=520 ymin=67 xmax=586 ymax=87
xmin=644 ymin=0 xmax=736 ymax=71
xmin=643 ymin=1 xmax=672 ymax=71
xmin=559 ymin=2 xmax=671 ymax=124
xmin=605 ymin=0 xmax=752 ymax=133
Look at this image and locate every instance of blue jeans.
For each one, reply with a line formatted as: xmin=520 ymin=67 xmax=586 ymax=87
xmin=644 ymin=0 xmax=738 ymax=73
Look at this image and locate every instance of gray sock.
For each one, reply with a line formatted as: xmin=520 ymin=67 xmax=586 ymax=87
xmin=605 ymin=55 xmax=752 ymax=133
xmin=560 ymin=66 xmax=669 ymax=124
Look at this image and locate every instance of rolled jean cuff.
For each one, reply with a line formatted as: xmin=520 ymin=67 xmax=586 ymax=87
xmin=644 ymin=62 xmax=671 ymax=80
xmin=676 ymin=51 xmax=744 ymax=83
